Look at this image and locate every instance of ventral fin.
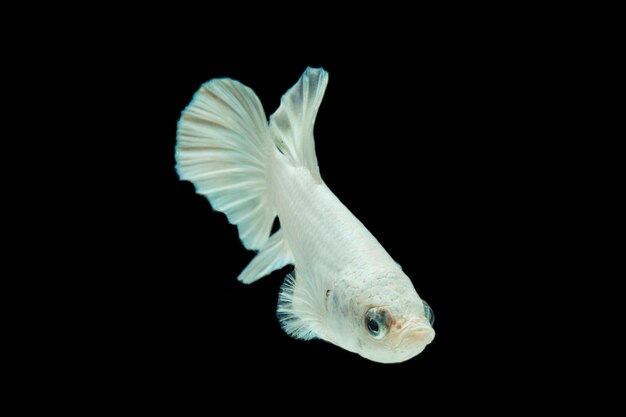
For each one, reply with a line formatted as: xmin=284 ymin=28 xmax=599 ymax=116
xmin=276 ymin=270 xmax=327 ymax=341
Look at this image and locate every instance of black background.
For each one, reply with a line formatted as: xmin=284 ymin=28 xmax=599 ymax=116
xmin=11 ymin=8 xmax=604 ymax=409
xmin=108 ymin=54 xmax=550 ymax=408
xmin=8 ymin=9 xmax=603 ymax=410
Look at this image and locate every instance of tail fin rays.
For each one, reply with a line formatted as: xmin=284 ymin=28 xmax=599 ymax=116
xmin=176 ymin=68 xmax=329 ymax=282
xmin=176 ymin=79 xmax=274 ymax=251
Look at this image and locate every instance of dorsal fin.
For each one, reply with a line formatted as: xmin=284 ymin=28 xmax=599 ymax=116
xmin=269 ymin=67 xmax=328 ymax=182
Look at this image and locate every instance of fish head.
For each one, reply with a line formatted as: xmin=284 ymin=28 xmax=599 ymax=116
xmin=351 ymin=274 xmax=435 ymax=364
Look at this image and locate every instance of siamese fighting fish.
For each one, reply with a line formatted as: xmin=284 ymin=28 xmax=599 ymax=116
xmin=175 ymin=67 xmax=435 ymax=363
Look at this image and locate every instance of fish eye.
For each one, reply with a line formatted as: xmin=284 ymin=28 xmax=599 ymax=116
xmin=423 ymin=300 xmax=435 ymax=326
xmin=365 ymin=307 xmax=390 ymax=339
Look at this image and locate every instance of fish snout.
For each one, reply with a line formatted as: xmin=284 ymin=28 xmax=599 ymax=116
xmin=403 ymin=326 xmax=436 ymax=345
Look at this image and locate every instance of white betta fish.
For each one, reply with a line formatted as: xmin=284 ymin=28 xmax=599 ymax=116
xmin=175 ymin=67 xmax=435 ymax=363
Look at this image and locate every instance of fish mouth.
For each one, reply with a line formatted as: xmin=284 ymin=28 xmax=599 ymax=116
xmin=373 ymin=323 xmax=434 ymax=363
xmin=395 ymin=321 xmax=436 ymax=347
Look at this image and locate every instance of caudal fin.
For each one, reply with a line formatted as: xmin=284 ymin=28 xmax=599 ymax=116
xmin=176 ymin=79 xmax=276 ymax=251
xmin=176 ymin=68 xmax=328 ymax=283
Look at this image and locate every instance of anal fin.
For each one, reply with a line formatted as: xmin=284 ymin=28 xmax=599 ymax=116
xmin=238 ymin=229 xmax=293 ymax=284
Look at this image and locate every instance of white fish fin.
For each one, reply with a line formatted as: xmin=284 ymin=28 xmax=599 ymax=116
xmin=238 ymin=229 xmax=293 ymax=284
xmin=277 ymin=270 xmax=327 ymax=340
xmin=176 ymin=78 xmax=275 ymax=251
xmin=269 ymin=67 xmax=328 ymax=182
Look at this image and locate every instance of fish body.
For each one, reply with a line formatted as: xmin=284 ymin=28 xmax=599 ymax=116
xmin=176 ymin=68 xmax=435 ymax=363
